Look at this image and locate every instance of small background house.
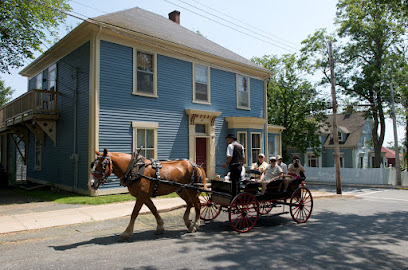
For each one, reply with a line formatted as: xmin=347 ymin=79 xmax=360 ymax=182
xmin=287 ymin=111 xmax=385 ymax=168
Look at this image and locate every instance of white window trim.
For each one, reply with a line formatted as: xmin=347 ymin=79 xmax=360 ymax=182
xmin=132 ymin=121 xmax=159 ymax=159
xmin=338 ymin=131 xmax=344 ymax=142
xmin=237 ymin=131 xmax=248 ymax=166
xmin=192 ymin=63 xmax=211 ymax=105
xmin=132 ymin=49 xmax=158 ymax=98
xmin=236 ymin=74 xmax=251 ymax=110
xmin=306 ymin=152 xmax=321 ymax=168
xmin=332 ymin=152 xmax=344 ymax=168
xmin=250 ymin=132 xmax=262 ymax=165
xmin=48 ymin=63 xmax=57 ymax=91
xmin=36 ymin=72 xmax=43 ymax=90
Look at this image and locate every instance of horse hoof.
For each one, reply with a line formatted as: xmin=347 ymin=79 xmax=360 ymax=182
xmin=188 ymin=225 xmax=197 ymax=233
xmin=119 ymin=233 xmax=131 ymax=242
xmin=155 ymin=229 xmax=164 ymax=235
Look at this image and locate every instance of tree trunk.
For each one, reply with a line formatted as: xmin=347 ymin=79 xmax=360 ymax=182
xmin=371 ymin=103 xmax=386 ymax=168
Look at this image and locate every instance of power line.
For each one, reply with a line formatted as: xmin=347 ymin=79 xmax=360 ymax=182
xmin=163 ymin=0 xmax=298 ymax=53
xmin=69 ymin=0 xmax=109 ymax=16
xmin=185 ymin=0 xmax=299 ymax=48
xmin=66 ymin=0 xmax=300 ymax=55
xmin=27 ymin=0 xmax=270 ymax=77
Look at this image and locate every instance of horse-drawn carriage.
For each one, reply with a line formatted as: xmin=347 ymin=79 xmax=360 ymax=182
xmin=89 ymin=149 xmax=313 ymax=239
xmin=199 ymin=169 xmax=313 ymax=233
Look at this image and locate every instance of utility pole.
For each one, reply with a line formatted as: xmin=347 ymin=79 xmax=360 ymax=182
xmin=328 ymin=41 xmax=342 ymax=194
xmin=389 ymin=82 xmax=402 ymax=186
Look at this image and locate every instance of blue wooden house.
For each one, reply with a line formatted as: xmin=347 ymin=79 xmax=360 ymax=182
xmin=0 ymin=8 xmax=284 ymax=195
xmin=287 ymin=112 xmax=385 ymax=168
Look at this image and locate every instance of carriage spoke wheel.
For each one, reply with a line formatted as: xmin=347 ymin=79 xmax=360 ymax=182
xmin=290 ymin=187 xmax=313 ymax=223
xmin=259 ymin=201 xmax=274 ymax=215
xmin=199 ymin=192 xmax=221 ymax=221
xmin=229 ymin=193 xmax=259 ymax=233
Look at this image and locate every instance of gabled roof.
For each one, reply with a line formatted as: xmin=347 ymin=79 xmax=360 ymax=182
xmin=381 ymin=147 xmax=403 ymax=159
xmin=20 ymin=7 xmax=269 ymax=78
xmin=93 ymin=8 xmax=264 ymax=71
xmin=321 ymin=112 xmax=369 ymax=148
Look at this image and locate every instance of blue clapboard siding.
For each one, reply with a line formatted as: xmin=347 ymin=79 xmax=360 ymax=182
xmin=27 ymin=42 xmax=90 ymax=189
xmin=99 ymin=40 xmax=265 ymax=188
xmin=322 ymin=148 xmax=353 ymax=168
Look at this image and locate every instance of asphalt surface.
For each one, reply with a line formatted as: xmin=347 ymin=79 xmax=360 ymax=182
xmin=1 ymin=186 xmax=407 ymax=270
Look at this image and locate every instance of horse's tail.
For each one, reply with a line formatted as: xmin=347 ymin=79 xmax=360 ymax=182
xmin=189 ymin=160 xmax=207 ymax=190
xmin=196 ymin=166 xmax=207 ymax=190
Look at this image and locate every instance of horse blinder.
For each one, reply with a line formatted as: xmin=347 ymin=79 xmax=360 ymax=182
xmin=89 ymin=155 xmax=112 ymax=189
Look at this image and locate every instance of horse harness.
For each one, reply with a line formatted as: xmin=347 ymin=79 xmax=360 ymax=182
xmin=120 ymin=153 xmax=203 ymax=197
xmin=91 ymin=154 xmax=113 ymax=186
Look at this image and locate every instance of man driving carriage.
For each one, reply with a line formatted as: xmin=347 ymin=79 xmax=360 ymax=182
xmin=222 ymin=133 xmax=245 ymax=197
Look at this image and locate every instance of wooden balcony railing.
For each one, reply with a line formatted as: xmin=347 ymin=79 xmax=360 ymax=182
xmin=0 ymin=89 xmax=59 ymax=126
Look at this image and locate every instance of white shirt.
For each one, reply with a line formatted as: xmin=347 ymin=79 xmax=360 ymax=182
xmin=226 ymin=142 xmax=245 ymax=158
xmin=279 ymin=162 xmax=288 ymax=174
xmin=264 ymin=164 xmax=283 ymax=181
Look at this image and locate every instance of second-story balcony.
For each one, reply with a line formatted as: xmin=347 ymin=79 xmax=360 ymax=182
xmin=0 ymin=89 xmax=59 ymax=131
xmin=0 ymin=89 xmax=59 ymax=149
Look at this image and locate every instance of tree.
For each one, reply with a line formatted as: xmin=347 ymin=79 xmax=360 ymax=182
xmin=252 ymin=54 xmax=329 ymax=161
xmin=0 ymin=0 xmax=71 ymax=73
xmin=0 ymin=78 xmax=14 ymax=106
xmin=301 ymin=0 xmax=408 ymax=167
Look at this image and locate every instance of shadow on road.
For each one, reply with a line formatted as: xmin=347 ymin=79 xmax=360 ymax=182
xmin=50 ymin=208 xmax=408 ymax=269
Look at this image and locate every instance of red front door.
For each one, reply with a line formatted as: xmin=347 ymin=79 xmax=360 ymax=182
xmin=196 ymin=138 xmax=207 ymax=173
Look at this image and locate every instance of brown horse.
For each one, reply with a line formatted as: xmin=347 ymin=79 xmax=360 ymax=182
xmin=88 ymin=149 xmax=206 ymax=241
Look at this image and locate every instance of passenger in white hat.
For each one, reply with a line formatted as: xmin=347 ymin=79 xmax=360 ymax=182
xmin=250 ymin=153 xmax=268 ymax=178
xmin=258 ymin=156 xmax=283 ymax=195
xmin=276 ymin=155 xmax=288 ymax=174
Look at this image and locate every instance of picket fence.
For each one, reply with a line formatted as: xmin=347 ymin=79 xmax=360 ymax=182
xmin=305 ymin=167 xmax=408 ymax=186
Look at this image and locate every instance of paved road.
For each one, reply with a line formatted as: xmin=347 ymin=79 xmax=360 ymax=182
xmin=1 ymin=187 xmax=407 ymax=270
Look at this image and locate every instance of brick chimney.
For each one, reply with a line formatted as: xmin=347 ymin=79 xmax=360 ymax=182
xmin=169 ymin=10 xmax=180 ymax=24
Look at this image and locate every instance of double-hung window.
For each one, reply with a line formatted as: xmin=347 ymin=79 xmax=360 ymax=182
xmin=193 ymin=64 xmax=210 ymax=103
xmin=251 ymin=133 xmax=261 ymax=165
xmin=307 ymin=154 xmax=319 ymax=167
xmin=237 ymin=132 xmax=247 ymax=166
xmin=132 ymin=122 xmax=158 ymax=159
xmin=48 ymin=64 xmax=57 ymax=91
xmin=36 ymin=73 xmax=43 ymax=90
xmin=134 ymin=51 xmax=156 ymax=96
xmin=237 ymin=75 xmax=250 ymax=109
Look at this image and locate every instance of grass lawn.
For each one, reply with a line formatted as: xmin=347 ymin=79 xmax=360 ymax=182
xmin=12 ymin=187 xmax=178 ymax=205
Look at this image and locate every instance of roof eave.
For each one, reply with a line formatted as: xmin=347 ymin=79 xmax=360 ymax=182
xmin=19 ymin=22 xmax=95 ymax=77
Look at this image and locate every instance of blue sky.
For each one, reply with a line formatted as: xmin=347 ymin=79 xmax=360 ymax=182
xmin=1 ymin=0 xmax=404 ymax=145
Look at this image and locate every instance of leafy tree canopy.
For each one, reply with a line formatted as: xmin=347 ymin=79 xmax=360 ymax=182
xmin=0 ymin=78 xmax=14 ymax=106
xmin=0 ymin=0 xmax=71 ymax=73
xmin=301 ymin=0 xmax=408 ymax=167
xmin=252 ymin=54 xmax=329 ymax=161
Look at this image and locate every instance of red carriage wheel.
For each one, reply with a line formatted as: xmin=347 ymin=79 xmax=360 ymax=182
xmin=199 ymin=192 xmax=221 ymax=221
xmin=229 ymin=192 xmax=259 ymax=233
xmin=290 ymin=186 xmax=313 ymax=223
xmin=259 ymin=201 xmax=274 ymax=215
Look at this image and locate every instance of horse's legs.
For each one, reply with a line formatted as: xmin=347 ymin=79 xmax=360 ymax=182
xmin=187 ymin=191 xmax=201 ymax=233
xmin=144 ymin=198 xmax=164 ymax=235
xmin=179 ymin=191 xmax=201 ymax=232
xmin=120 ymin=198 xmax=145 ymax=241
xmin=177 ymin=191 xmax=193 ymax=229
xmin=191 ymin=192 xmax=201 ymax=231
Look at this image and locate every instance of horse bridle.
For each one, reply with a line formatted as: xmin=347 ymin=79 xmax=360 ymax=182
xmin=91 ymin=154 xmax=113 ymax=186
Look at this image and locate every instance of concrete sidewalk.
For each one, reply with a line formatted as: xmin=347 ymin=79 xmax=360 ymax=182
xmin=0 ymin=191 xmax=351 ymax=234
